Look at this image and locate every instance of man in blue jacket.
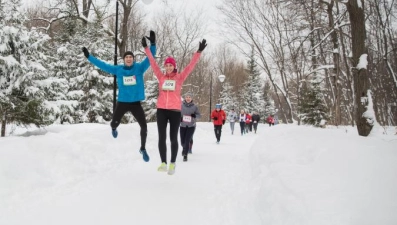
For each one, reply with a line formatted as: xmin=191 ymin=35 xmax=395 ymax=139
xmin=82 ymin=31 xmax=156 ymax=163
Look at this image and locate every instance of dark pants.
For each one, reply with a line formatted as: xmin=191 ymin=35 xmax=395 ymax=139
xmin=157 ymin=109 xmax=181 ymax=163
xmin=189 ymin=127 xmax=195 ymax=152
xmin=253 ymin=122 xmax=258 ymax=133
xmin=111 ymin=102 xmax=147 ymax=150
xmin=239 ymin=122 xmax=245 ymax=135
xmin=245 ymin=123 xmax=250 ymax=133
xmin=180 ymin=126 xmax=195 ymax=156
xmin=214 ymin=125 xmax=223 ymax=142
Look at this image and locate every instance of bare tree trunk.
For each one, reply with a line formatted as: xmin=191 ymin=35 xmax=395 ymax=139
xmin=338 ymin=14 xmax=355 ymax=126
xmin=1 ymin=113 xmax=6 ymax=137
xmin=347 ymin=0 xmax=373 ymax=136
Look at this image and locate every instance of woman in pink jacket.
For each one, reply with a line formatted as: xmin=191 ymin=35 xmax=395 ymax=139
xmin=143 ymin=37 xmax=207 ymax=175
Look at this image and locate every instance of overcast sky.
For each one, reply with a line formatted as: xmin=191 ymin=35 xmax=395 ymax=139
xmin=21 ymin=0 xmax=225 ymax=46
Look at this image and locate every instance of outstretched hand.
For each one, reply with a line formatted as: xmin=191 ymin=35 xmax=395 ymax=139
xmin=146 ymin=30 xmax=155 ymax=45
xmin=198 ymin=39 xmax=207 ymax=52
xmin=141 ymin=37 xmax=148 ymax=48
xmin=82 ymin=47 xmax=89 ymax=58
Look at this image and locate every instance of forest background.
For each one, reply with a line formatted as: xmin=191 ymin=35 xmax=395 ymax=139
xmin=1 ymin=0 xmax=396 ymax=137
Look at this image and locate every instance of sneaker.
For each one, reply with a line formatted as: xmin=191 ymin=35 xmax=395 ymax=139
xmin=216 ymin=141 xmax=219 ymax=144
xmin=183 ymin=155 xmax=187 ymax=162
xmin=139 ymin=149 xmax=150 ymax=162
xmin=158 ymin=162 xmax=167 ymax=172
xmin=112 ymin=129 xmax=118 ymax=138
xmin=168 ymin=163 xmax=176 ymax=175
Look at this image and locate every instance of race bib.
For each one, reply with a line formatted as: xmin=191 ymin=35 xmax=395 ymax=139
xmin=182 ymin=115 xmax=192 ymax=122
xmin=123 ymin=76 xmax=136 ymax=86
xmin=162 ymin=80 xmax=176 ymax=91
xmin=254 ymin=121 xmax=257 ymax=123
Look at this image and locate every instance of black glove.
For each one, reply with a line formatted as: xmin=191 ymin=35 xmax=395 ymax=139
xmin=146 ymin=30 xmax=155 ymax=45
xmin=191 ymin=114 xmax=196 ymax=118
xmin=198 ymin=39 xmax=207 ymax=52
xmin=142 ymin=37 xmax=147 ymax=48
xmin=213 ymin=117 xmax=218 ymax=120
xmin=222 ymin=120 xmax=225 ymax=125
xmin=82 ymin=47 xmax=89 ymax=58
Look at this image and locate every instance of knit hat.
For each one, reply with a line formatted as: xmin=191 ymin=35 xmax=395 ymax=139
xmin=123 ymin=51 xmax=134 ymax=59
xmin=164 ymin=56 xmax=176 ymax=68
xmin=215 ymin=103 xmax=222 ymax=109
xmin=184 ymin=92 xmax=193 ymax=98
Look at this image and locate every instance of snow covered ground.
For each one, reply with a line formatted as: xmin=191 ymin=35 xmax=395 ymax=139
xmin=1 ymin=122 xmax=396 ymax=225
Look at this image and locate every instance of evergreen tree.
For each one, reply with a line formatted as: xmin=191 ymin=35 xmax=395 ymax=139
xmin=263 ymin=80 xmax=276 ymax=119
xmin=241 ymin=48 xmax=265 ymax=115
xmin=218 ymin=81 xmax=237 ymax=112
xmin=299 ymin=77 xmax=329 ymax=127
xmin=143 ymin=78 xmax=159 ymax=122
xmin=0 ymin=0 xmax=52 ymax=136
xmin=46 ymin=9 xmax=114 ymax=124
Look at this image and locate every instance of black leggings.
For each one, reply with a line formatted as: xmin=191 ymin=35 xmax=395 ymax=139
xmin=157 ymin=109 xmax=181 ymax=163
xmin=253 ymin=122 xmax=258 ymax=132
xmin=111 ymin=101 xmax=147 ymax=150
xmin=180 ymin=126 xmax=195 ymax=156
xmin=214 ymin=125 xmax=223 ymax=142
xmin=239 ymin=122 xmax=245 ymax=134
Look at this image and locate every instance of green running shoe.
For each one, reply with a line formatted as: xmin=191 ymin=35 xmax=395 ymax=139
xmin=168 ymin=163 xmax=176 ymax=175
xmin=158 ymin=162 xmax=167 ymax=172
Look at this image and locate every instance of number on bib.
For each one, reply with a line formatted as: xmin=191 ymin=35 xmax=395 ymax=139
xmin=162 ymin=80 xmax=176 ymax=91
xmin=123 ymin=76 xmax=136 ymax=86
xmin=182 ymin=115 xmax=192 ymax=122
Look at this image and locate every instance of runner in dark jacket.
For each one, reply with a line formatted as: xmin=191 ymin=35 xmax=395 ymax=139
xmin=251 ymin=112 xmax=260 ymax=134
xmin=180 ymin=92 xmax=201 ymax=161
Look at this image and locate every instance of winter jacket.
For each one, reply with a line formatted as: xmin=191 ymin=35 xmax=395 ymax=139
xmin=252 ymin=114 xmax=260 ymax=124
xmin=239 ymin=113 xmax=247 ymax=123
xmin=211 ymin=109 xmax=226 ymax=125
xmin=144 ymin=47 xmax=201 ymax=110
xmin=267 ymin=116 xmax=274 ymax=124
xmin=180 ymin=100 xmax=201 ymax=127
xmin=227 ymin=111 xmax=238 ymax=122
xmin=245 ymin=114 xmax=252 ymax=124
xmin=88 ymin=45 xmax=156 ymax=103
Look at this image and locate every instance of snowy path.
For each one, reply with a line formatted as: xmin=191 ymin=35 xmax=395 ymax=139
xmin=1 ymin=123 xmax=260 ymax=225
xmin=1 ymin=123 xmax=396 ymax=225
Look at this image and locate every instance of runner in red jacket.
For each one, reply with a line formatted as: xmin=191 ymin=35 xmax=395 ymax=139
xmin=211 ymin=104 xmax=226 ymax=144
xmin=245 ymin=113 xmax=252 ymax=133
xmin=267 ymin=115 xmax=274 ymax=127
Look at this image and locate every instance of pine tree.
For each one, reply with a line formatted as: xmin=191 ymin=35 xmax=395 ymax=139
xmin=299 ymin=77 xmax=329 ymax=127
xmin=241 ymin=48 xmax=265 ymax=115
xmin=218 ymin=81 xmax=237 ymax=112
xmin=0 ymin=0 xmax=52 ymax=136
xmin=143 ymin=78 xmax=159 ymax=122
xmin=46 ymin=9 xmax=114 ymax=124
xmin=263 ymin=80 xmax=276 ymax=120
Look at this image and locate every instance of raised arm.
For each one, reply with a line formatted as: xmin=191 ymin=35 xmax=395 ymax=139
xmin=139 ymin=45 xmax=156 ymax=73
xmin=139 ymin=31 xmax=157 ymax=73
xmin=144 ymin=45 xmax=162 ymax=80
xmin=179 ymin=39 xmax=207 ymax=81
xmin=82 ymin=47 xmax=118 ymax=75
